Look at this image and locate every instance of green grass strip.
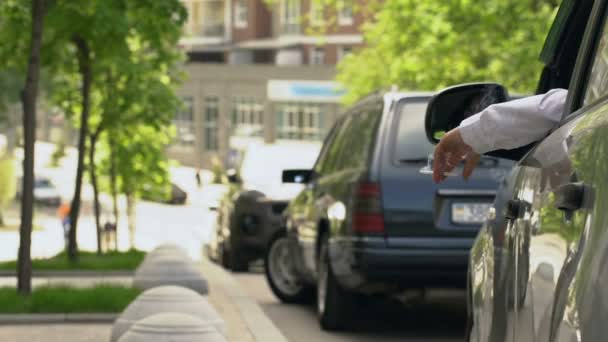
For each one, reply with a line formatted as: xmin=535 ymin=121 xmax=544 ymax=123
xmin=0 ymin=249 xmax=145 ymax=271
xmin=0 ymin=285 xmax=140 ymax=313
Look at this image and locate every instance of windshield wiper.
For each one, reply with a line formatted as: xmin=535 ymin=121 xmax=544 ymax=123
xmin=398 ymin=158 xmax=429 ymax=164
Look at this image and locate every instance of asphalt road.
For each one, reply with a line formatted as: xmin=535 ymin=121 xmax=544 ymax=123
xmin=234 ymin=272 xmax=467 ymax=342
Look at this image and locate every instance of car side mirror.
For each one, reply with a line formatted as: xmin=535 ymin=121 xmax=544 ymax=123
xmin=226 ymin=169 xmax=240 ymax=184
xmin=425 ymin=83 xmax=536 ymax=161
xmin=282 ymin=169 xmax=313 ymax=184
xmin=425 ymin=83 xmax=509 ymax=144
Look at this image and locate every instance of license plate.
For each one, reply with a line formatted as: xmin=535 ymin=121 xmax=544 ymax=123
xmin=451 ymin=203 xmax=492 ymax=224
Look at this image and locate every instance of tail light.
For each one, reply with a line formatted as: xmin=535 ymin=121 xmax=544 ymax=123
xmin=352 ymin=182 xmax=384 ymax=234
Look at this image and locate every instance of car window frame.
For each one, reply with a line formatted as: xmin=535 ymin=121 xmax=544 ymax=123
xmin=564 ymin=0 xmax=608 ymax=118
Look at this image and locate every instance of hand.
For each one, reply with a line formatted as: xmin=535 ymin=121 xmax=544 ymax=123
xmin=433 ymin=128 xmax=480 ymax=183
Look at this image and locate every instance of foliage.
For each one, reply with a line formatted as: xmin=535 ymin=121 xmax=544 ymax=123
xmin=0 ymin=69 xmax=23 ymax=118
xmin=211 ymin=156 xmax=225 ymax=184
xmin=49 ymin=140 xmax=66 ymax=167
xmin=0 ymin=249 xmax=145 ymax=271
xmin=0 ymin=156 xmax=16 ymax=209
xmin=336 ymin=0 xmax=560 ymax=104
xmin=0 ymin=285 xmax=140 ymax=313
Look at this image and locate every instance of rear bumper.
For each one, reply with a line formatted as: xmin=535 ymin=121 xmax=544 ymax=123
xmin=329 ymin=237 xmax=473 ymax=292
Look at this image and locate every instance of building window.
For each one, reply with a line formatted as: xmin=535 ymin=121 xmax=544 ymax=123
xmin=184 ymin=0 xmax=225 ymax=37
xmin=174 ymin=96 xmax=196 ymax=146
xmin=309 ymin=1 xmax=323 ymax=27
xmin=231 ymin=97 xmax=264 ymax=137
xmin=276 ymin=103 xmax=326 ymax=140
xmin=310 ymin=47 xmax=325 ymax=65
xmin=280 ymin=0 xmax=300 ymax=34
xmin=337 ymin=1 xmax=353 ymax=26
xmin=204 ymin=96 xmax=219 ymax=151
xmin=337 ymin=45 xmax=352 ymax=62
xmin=235 ymin=0 xmax=248 ymax=28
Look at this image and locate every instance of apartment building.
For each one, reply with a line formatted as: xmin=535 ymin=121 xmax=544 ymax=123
xmin=170 ymin=0 xmax=366 ymax=168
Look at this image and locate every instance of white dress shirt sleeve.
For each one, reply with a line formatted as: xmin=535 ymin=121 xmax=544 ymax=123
xmin=458 ymin=88 xmax=568 ymax=154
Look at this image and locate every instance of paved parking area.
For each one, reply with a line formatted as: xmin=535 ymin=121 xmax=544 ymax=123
xmin=0 ymin=324 xmax=111 ymax=342
xmin=234 ymin=272 xmax=467 ymax=342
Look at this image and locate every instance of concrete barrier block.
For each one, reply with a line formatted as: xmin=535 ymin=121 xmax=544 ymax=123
xmin=117 ymin=312 xmax=226 ymax=342
xmin=133 ymin=255 xmax=208 ymax=294
xmin=111 ymin=286 xmax=224 ymax=342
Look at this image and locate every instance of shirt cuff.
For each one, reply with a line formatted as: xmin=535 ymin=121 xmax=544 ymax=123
xmin=459 ymin=114 xmax=492 ymax=154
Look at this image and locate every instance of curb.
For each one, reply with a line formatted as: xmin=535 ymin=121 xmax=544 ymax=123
xmin=0 ymin=271 xmax=133 ymax=277
xmin=200 ymin=258 xmax=288 ymax=342
xmin=0 ymin=313 xmax=117 ymax=324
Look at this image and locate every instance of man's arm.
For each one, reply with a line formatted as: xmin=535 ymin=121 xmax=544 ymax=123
xmin=459 ymin=88 xmax=567 ymax=154
xmin=432 ymin=89 xmax=567 ymax=183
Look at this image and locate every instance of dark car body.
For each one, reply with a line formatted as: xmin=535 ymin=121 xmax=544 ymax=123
xmin=429 ymin=1 xmax=608 ymax=341
xmin=280 ymin=92 xmax=513 ymax=330
xmin=141 ymin=182 xmax=187 ymax=205
xmin=214 ymin=143 xmax=320 ymax=271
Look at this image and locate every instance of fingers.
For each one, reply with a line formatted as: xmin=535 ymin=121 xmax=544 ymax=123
xmin=462 ymin=153 xmax=481 ymax=181
xmin=433 ymin=142 xmax=445 ymax=183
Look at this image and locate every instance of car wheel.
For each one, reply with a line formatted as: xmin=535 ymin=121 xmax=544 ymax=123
xmin=264 ymin=232 xmax=313 ymax=304
xmin=317 ymin=233 xmax=355 ymax=331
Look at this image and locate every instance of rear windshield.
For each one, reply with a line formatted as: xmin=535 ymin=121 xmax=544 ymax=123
xmin=393 ymin=100 xmax=435 ymax=162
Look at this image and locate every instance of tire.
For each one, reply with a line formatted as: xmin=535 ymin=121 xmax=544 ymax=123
xmin=317 ymin=233 xmax=356 ymax=331
xmin=264 ymin=232 xmax=313 ymax=304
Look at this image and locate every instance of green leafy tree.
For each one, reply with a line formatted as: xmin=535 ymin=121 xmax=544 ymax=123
xmin=110 ymin=124 xmax=174 ymax=248
xmin=0 ymin=0 xmax=48 ymax=295
xmin=45 ymin=0 xmax=186 ymax=259
xmin=336 ymin=0 xmax=560 ymax=104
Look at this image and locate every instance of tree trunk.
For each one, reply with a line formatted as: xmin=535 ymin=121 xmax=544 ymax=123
xmin=18 ymin=0 xmax=46 ymax=295
xmin=126 ymin=192 xmax=136 ymax=249
xmin=109 ymin=138 xmax=119 ymax=240
xmin=88 ymin=130 xmax=102 ymax=255
xmin=68 ymin=35 xmax=92 ymax=262
xmin=0 ymin=210 xmax=4 ymax=227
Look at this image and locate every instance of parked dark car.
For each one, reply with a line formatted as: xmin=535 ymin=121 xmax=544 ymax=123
xmin=213 ymin=143 xmax=320 ymax=271
xmin=264 ymin=92 xmax=513 ymax=331
xmin=425 ymin=1 xmax=608 ymax=341
xmin=141 ymin=182 xmax=187 ymax=205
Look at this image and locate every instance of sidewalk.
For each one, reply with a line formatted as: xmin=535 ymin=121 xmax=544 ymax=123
xmin=0 ymin=258 xmax=287 ymax=342
xmin=201 ymin=257 xmax=288 ymax=342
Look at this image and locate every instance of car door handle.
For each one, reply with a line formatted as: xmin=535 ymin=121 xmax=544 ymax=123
xmin=554 ymin=182 xmax=593 ymax=212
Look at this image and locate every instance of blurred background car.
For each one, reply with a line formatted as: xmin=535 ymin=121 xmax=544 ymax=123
xmin=266 ymin=92 xmax=514 ymax=331
xmin=141 ymin=182 xmax=188 ymax=205
xmin=211 ymin=141 xmax=320 ymax=271
xmin=17 ymin=176 xmax=61 ymax=207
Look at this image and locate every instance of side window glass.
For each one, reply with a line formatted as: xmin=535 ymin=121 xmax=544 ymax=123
xmin=321 ymin=116 xmax=354 ymax=173
xmin=314 ymin=116 xmax=350 ymax=175
xmin=584 ymin=18 xmax=608 ymax=105
xmin=337 ymin=103 xmax=382 ymax=170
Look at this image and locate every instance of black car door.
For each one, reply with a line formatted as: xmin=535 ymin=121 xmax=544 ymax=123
xmin=513 ymin=1 xmax=608 ymax=340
